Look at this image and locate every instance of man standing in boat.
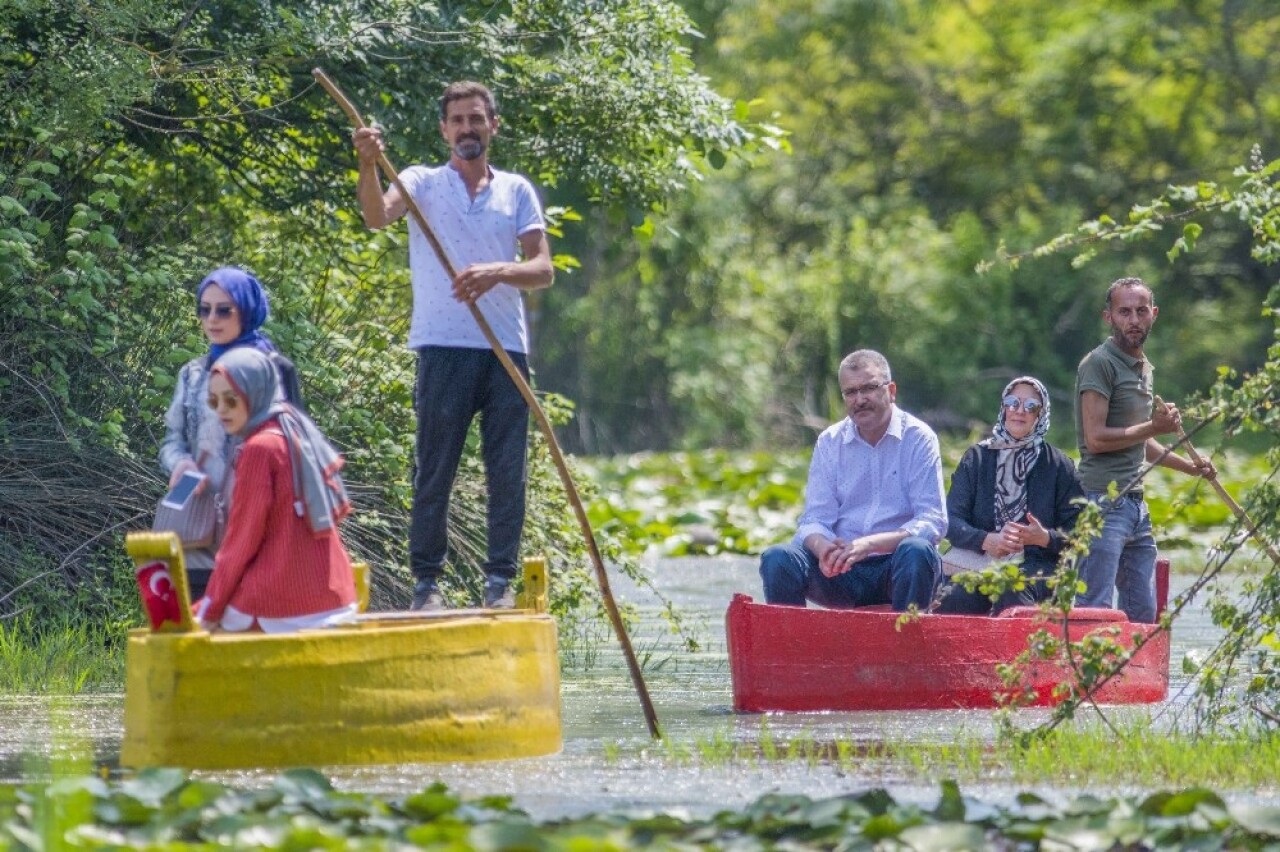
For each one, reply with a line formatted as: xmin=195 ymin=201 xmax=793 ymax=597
xmin=760 ymin=350 xmax=945 ymax=611
xmin=352 ymin=81 xmax=554 ymax=611
xmin=1074 ymin=277 xmax=1214 ymax=622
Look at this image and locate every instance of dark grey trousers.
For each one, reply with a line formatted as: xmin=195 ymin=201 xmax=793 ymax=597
xmin=409 ymin=346 xmax=529 ymax=584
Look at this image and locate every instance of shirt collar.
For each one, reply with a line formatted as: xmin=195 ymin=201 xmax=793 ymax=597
xmin=1103 ymin=336 xmax=1145 ymax=369
xmin=447 ymin=161 xmax=495 ymax=187
xmin=842 ymin=405 xmax=904 ymax=446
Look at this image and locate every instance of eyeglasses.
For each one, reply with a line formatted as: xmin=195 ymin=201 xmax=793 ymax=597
xmin=197 ymin=304 xmax=237 ymax=319
xmin=1002 ymin=395 xmax=1043 ymax=414
xmin=841 ymin=380 xmax=890 ymax=399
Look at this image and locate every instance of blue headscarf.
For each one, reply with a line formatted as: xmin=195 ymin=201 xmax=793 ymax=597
xmin=198 ymin=266 xmax=277 ymax=365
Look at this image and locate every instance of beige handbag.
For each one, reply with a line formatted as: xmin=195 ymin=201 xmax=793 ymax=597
xmin=153 ymin=455 xmax=224 ymax=549
xmin=152 ymin=488 xmax=221 ymax=549
xmin=940 ymin=547 xmax=993 ymax=577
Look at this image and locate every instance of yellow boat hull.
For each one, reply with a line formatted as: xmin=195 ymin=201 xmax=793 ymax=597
xmin=122 ymin=533 xmax=561 ymax=768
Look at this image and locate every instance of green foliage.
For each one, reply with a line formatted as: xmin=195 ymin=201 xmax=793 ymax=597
xmin=0 ymin=142 xmax=198 ymax=627
xmin=998 ymin=146 xmax=1280 ymax=733
xmin=948 ymin=560 xmax=1032 ymax=603
xmin=4 ymin=771 xmax=1280 ymax=849
xmin=0 ymin=0 xmax=766 ymax=627
xmin=0 ymin=617 xmax=126 ymax=694
xmin=636 ymin=718 xmax=1280 ymax=792
xmin=538 ymin=0 xmax=1279 ymax=452
xmin=0 ymin=0 xmax=771 ymax=212
xmin=584 ymin=449 xmax=810 ymax=555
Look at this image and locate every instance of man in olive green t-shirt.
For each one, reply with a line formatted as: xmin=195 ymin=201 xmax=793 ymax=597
xmin=1074 ymin=277 xmax=1215 ymax=622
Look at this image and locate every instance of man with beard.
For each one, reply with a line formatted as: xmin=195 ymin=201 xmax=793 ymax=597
xmin=353 ymin=81 xmax=553 ymax=611
xmin=1074 ymin=277 xmax=1214 ymax=622
xmin=759 ymin=350 xmax=945 ymax=611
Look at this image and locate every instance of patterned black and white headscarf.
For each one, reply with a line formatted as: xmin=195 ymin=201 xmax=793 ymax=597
xmin=979 ymin=375 xmax=1051 ymax=528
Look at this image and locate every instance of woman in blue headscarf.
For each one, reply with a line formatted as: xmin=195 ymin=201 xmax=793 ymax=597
xmin=935 ymin=376 xmax=1085 ymax=615
xmin=158 ymin=266 xmax=303 ymax=596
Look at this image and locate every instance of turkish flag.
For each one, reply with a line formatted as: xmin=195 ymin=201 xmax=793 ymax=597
xmin=136 ymin=560 xmax=181 ymax=629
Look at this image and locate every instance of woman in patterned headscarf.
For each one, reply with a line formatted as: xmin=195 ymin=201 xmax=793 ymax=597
xmin=935 ymin=376 xmax=1085 ymax=615
xmin=158 ymin=266 xmax=304 ymax=596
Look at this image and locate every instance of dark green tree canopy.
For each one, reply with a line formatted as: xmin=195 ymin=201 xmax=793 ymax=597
xmin=537 ymin=0 xmax=1279 ymax=452
xmin=2 ymin=0 xmax=764 ymax=212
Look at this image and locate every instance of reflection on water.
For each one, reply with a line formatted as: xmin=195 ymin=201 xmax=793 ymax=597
xmin=0 ymin=555 xmax=1245 ymax=818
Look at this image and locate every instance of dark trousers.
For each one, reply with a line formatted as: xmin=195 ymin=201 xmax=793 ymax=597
xmin=759 ymin=536 xmax=941 ymax=611
xmin=409 ymin=346 xmax=529 ymax=584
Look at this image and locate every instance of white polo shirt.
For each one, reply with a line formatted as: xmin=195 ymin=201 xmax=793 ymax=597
xmin=398 ymin=163 xmax=545 ymax=353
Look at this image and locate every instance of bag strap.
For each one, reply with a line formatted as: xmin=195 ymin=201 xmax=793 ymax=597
xmin=288 ymin=428 xmax=306 ymax=518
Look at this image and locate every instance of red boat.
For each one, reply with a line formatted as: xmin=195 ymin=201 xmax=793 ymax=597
xmin=727 ymin=559 xmax=1171 ymax=712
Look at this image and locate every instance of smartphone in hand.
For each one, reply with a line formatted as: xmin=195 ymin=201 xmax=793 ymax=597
xmin=161 ymin=470 xmax=207 ymax=510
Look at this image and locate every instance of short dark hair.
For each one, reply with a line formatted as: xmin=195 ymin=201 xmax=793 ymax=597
xmin=440 ymin=81 xmax=497 ymax=121
xmin=1105 ymin=277 xmax=1153 ymax=309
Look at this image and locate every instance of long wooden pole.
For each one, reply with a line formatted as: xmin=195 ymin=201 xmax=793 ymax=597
xmin=312 ymin=68 xmax=661 ymax=739
xmin=1177 ymin=425 xmax=1280 ymax=567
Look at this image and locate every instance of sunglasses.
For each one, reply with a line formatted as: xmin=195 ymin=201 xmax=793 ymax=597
xmin=1002 ymin=395 xmax=1043 ymax=414
xmin=207 ymin=393 xmax=241 ymax=412
xmin=197 ymin=304 xmax=237 ymax=319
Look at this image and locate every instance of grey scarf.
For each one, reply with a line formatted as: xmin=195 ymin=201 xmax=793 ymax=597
xmin=214 ymin=348 xmax=351 ymax=535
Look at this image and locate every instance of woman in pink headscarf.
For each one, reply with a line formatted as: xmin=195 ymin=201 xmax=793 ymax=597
xmin=195 ymin=347 xmax=355 ymax=634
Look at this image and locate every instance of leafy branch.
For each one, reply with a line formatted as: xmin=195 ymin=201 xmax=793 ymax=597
xmin=988 ymin=145 xmax=1280 ymax=735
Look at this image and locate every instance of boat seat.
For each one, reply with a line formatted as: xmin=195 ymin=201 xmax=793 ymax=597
xmin=998 ymin=605 xmax=1128 ymax=623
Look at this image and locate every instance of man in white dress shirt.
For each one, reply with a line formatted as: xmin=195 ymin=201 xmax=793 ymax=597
xmin=760 ymin=350 xmax=946 ymax=610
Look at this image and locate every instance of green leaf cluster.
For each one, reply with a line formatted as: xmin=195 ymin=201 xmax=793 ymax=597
xmin=584 ymin=448 xmax=810 ymax=556
xmin=538 ymin=0 xmax=1279 ymax=452
xmin=5 ymin=771 xmax=1280 ymax=850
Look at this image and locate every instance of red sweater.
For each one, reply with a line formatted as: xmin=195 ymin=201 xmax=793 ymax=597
xmin=203 ymin=420 xmax=356 ymax=623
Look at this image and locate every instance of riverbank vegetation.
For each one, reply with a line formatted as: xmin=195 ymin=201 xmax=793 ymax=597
xmin=0 ymin=0 xmax=775 ymax=636
xmin=644 ymin=718 xmax=1280 ymax=792
xmin=3 ymin=768 xmax=1280 ymax=850
xmin=0 ymin=618 xmax=123 ymax=695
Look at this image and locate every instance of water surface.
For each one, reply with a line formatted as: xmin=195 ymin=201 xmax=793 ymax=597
xmin=0 ymin=555 xmax=1254 ymax=818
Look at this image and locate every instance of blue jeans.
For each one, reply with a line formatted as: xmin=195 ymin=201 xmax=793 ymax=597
xmin=1075 ymin=491 xmax=1157 ymax=622
xmin=759 ymin=536 xmax=941 ymax=611
xmin=409 ymin=347 xmax=529 ymax=585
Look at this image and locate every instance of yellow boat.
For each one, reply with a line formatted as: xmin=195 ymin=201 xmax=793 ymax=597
xmin=121 ymin=532 xmax=562 ymax=769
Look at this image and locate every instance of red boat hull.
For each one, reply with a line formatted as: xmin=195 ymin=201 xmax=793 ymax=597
xmin=727 ymin=560 xmax=1171 ymax=712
